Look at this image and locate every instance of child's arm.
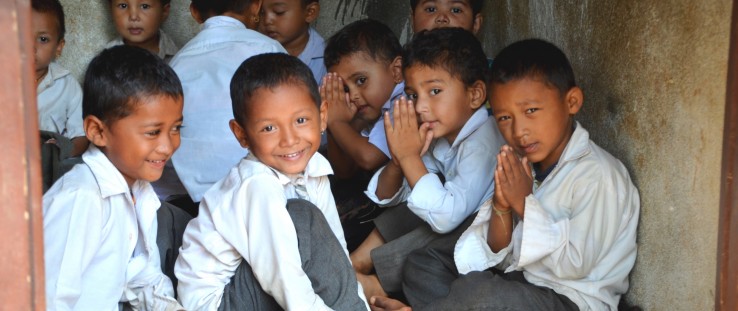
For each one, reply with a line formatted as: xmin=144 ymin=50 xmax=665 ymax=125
xmin=322 ymin=74 xmax=389 ymax=177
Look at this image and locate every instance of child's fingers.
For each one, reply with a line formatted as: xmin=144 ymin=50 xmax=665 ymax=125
xmin=418 ymin=122 xmax=433 ymax=156
xmin=383 ymin=110 xmax=394 ymax=135
xmin=522 ymin=156 xmax=533 ymax=179
xmin=500 ymin=147 xmax=518 ymax=180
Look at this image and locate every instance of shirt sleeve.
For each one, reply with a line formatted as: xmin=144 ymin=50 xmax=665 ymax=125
xmin=454 ymin=201 xmax=515 ymax=274
xmin=510 ymin=179 xmax=625 ymax=279
xmin=43 ymin=189 xmax=108 ymax=310
xmin=233 ymin=175 xmax=332 ymax=311
xmin=364 ymin=165 xmax=412 ymax=207
xmin=407 ymin=145 xmax=497 ymax=233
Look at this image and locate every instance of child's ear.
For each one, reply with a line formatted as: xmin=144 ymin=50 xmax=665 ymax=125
xmin=84 ymin=116 xmax=108 ymax=147
xmin=305 ymin=2 xmax=320 ymax=24
xmin=229 ymin=119 xmax=251 ymax=148
xmin=472 ymin=13 xmax=483 ymax=35
xmin=161 ymin=3 xmax=171 ymax=22
xmin=54 ymin=38 xmax=65 ymax=60
xmin=319 ymin=102 xmax=328 ymax=133
xmin=389 ymin=56 xmax=403 ymax=84
xmin=189 ymin=2 xmax=204 ymax=24
xmin=565 ymin=86 xmax=584 ymax=115
xmin=468 ymin=80 xmax=487 ymax=110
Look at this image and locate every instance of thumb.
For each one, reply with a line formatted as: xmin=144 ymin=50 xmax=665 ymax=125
xmin=419 ymin=123 xmax=433 ymax=156
xmin=522 ymin=157 xmax=533 ymax=179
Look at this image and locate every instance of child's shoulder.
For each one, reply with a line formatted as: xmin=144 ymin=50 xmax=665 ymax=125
xmin=559 ymin=124 xmax=634 ymax=188
xmin=454 ymin=111 xmax=506 ymax=152
xmin=43 ymin=161 xmax=103 ymax=213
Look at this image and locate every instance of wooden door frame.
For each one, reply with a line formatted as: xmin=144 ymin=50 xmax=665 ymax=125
xmin=0 ymin=0 xmax=46 ymax=309
xmin=716 ymin=0 xmax=738 ymax=309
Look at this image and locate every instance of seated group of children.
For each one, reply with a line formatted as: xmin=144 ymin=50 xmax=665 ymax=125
xmin=39 ymin=0 xmax=641 ymax=310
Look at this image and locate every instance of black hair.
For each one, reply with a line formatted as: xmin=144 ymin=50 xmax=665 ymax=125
xmin=324 ymin=19 xmax=402 ymax=70
xmin=409 ymin=0 xmax=484 ymax=16
xmin=403 ymin=27 xmax=487 ymax=87
xmin=190 ymin=0 xmax=251 ymax=18
xmin=489 ymin=39 xmax=576 ymax=96
xmin=107 ymin=0 xmax=171 ymax=6
xmin=230 ymin=53 xmax=320 ymax=127
xmin=83 ymin=45 xmax=183 ymax=124
xmin=301 ymin=0 xmax=318 ymax=5
xmin=32 ymin=0 xmax=66 ymax=41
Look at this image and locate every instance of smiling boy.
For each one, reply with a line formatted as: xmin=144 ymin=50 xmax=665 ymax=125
xmin=43 ymin=45 xmax=184 ymax=310
xmin=106 ymin=0 xmax=179 ymax=62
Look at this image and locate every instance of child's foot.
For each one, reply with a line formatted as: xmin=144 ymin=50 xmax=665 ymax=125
xmin=357 ymin=272 xmax=387 ymax=300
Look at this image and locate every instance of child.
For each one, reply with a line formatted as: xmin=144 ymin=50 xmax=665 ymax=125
xmin=374 ymin=39 xmax=641 ymax=311
xmin=409 ymin=0 xmax=483 ymax=35
xmin=352 ymin=27 xmax=505 ymax=298
xmin=258 ymin=0 xmax=326 ymax=84
xmin=167 ymin=0 xmax=285 ymax=215
xmin=174 ymin=53 xmax=368 ymax=310
xmin=42 ymin=45 xmax=185 ymax=310
xmin=33 ymin=0 xmax=87 ymax=157
xmin=105 ymin=0 xmax=179 ymax=63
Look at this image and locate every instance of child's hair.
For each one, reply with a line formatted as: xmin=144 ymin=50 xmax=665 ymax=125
xmin=409 ymin=0 xmax=484 ymax=15
xmin=301 ymin=0 xmax=318 ymax=5
xmin=323 ymin=19 xmax=402 ymax=70
xmin=31 ymin=0 xmax=66 ymax=40
xmin=190 ymin=0 xmax=251 ymax=18
xmin=230 ymin=53 xmax=320 ymax=127
xmin=403 ymin=27 xmax=487 ymax=87
xmin=82 ymin=45 xmax=183 ymax=123
xmin=107 ymin=0 xmax=171 ymax=5
xmin=489 ymin=39 xmax=576 ymax=96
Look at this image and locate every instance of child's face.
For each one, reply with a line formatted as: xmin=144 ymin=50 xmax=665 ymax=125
xmin=32 ymin=10 xmax=64 ymax=74
xmin=95 ymin=95 xmax=183 ymax=187
xmin=404 ymin=64 xmax=483 ymax=144
xmin=329 ymin=52 xmax=402 ymax=125
xmin=489 ymin=78 xmax=582 ymax=171
xmin=411 ymin=0 xmax=481 ymax=34
xmin=110 ymin=0 xmax=169 ymax=49
xmin=258 ymin=0 xmax=316 ymax=52
xmin=231 ymin=83 xmax=327 ymax=175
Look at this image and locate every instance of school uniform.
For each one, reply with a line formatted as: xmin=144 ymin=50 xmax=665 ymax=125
xmin=404 ymin=123 xmax=640 ymax=311
xmin=43 ymin=145 xmax=180 ymax=310
xmin=105 ymin=30 xmax=179 ymax=63
xmin=37 ymin=62 xmax=83 ymax=140
xmin=361 ymin=82 xmax=404 ymax=158
xmin=298 ymin=27 xmax=327 ymax=84
xmin=175 ymin=153 xmax=368 ymax=311
xmin=168 ymin=16 xmax=285 ymax=203
xmin=364 ymin=108 xmax=506 ymax=292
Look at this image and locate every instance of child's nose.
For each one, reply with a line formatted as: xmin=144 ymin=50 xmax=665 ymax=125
xmin=129 ymin=7 xmax=141 ymax=21
xmin=279 ymin=128 xmax=299 ymax=147
xmin=435 ymin=13 xmax=450 ymax=24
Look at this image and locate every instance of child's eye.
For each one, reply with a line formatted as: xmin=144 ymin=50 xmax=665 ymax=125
xmin=140 ymin=3 xmax=151 ymax=9
xmin=262 ymin=125 xmax=275 ymax=132
xmin=496 ymin=115 xmax=511 ymax=122
xmin=424 ymin=6 xmax=436 ymax=13
xmin=145 ymin=129 xmax=161 ymax=137
xmin=275 ymin=10 xmax=287 ymax=16
xmin=406 ymin=93 xmax=418 ymax=100
xmin=296 ymin=117 xmax=307 ymax=124
xmin=525 ymin=108 xmax=539 ymax=114
xmin=116 ymin=3 xmax=128 ymax=9
xmin=451 ymin=7 xmax=463 ymax=14
xmin=430 ymin=89 xmax=441 ymax=96
xmin=37 ymin=36 xmax=50 ymax=44
xmin=172 ymin=124 xmax=184 ymax=133
xmin=356 ymin=77 xmax=367 ymax=86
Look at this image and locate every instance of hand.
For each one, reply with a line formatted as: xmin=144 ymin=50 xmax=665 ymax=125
xmin=45 ymin=138 xmax=57 ymax=144
xmin=384 ymin=97 xmax=433 ymax=165
xmin=495 ymin=145 xmax=533 ymax=217
xmin=320 ymin=73 xmax=355 ymax=125
xmin=370 ymin=296 xmax=412 ymax=311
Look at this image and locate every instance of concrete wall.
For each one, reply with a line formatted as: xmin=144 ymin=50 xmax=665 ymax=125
xmin=58 ymin=0 xmax=731 ymax=309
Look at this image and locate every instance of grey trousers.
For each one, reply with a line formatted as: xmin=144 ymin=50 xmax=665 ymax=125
xmin=156 ymin=201 xmax=193 ymax=296
xmin=403 ymin=229 xmax=578 ymax=311
xmin=218 ymin=199 xmax=366 ymax=311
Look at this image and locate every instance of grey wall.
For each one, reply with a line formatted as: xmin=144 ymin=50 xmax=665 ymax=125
xmin=58 ymin=0 xmax=731 ymax=309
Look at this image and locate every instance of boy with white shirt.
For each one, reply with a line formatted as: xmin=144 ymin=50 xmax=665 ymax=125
xmin=351 ymin=28 xmax=505 ymax=299
xmin=43 ymin=45 xmax=184 ymax=310
xmin=175 ymin=53 xmax=367 ymax=311
xmin=105 ymin=0 xmax=179 ymax=63
xmin=372 ymin=39 xmax=640 ymax=311
xmin=165 ymin=0 xmax=285 ymax=215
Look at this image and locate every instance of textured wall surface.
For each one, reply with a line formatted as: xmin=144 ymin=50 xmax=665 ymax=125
xmin=57 ymin=0 xmax=731 ymax=309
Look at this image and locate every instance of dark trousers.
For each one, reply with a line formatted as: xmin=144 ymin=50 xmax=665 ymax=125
xmin=218 ymin=199 xmax=366 ymax=311
xmin=156 ymin=201 xmax=193 ymax=296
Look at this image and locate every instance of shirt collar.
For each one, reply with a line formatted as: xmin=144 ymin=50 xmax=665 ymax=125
xmin=37 ymin=62 xmax=70 ymax=93
xmin=450 ymin=108 xmax=489 ymax=149
xmin=298 ymin=27 xmax=325 ymax=63
xmin=558 ymin=121 xmax=591 ymax=165
xmin=81 ymin=145 xmax=131 ymax=198
xmin=157 ymin=30 xmax=179 ymax=59
xmin=203 ymin=15 xmax=247 ymax=30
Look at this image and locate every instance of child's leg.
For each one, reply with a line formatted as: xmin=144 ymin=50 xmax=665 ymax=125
xmin=156 ymin=201 xmax=193 ymax=296
xmin=286 ymin=198 xmax=367 ymax=311
xmin=219 ymin=261 xmax=282 ymax=311
xmin=423 ymin=271 xmax=578 ymax=311
xmin=350 ymin=228 xmax=385 ymax=274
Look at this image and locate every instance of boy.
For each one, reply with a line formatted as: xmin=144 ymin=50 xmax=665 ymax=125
xmin=373 ymin=39 xmax=640 ymax=311
xmin=43 ymin=45 xmax=184 ymax=310
xmin=409 ymin=0 xmax=483 ymax=35
xmin=322 ymin=19 xmax=403 ymax=178
xmin=175 ymin=53 xmax=367 ymax=311
xmin=106 ymin=0 xmax=179 ymax=63
xmin=167 ymin=0 xmax=285 ymax=215
xmin=258 ymin=0 xmax=326 ymax=84
xmin=352 ymin=28 xmax=505 ymax=298
xmin=33 ymin=0 xmax=87 ymax=157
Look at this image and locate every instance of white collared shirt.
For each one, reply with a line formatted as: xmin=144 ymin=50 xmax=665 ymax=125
xmin=37 ymin=62 xmax=84 ymax=139
xmin=43 ymin=145 xmax=178 ymax=310
xmin=175 ymin=153 xmax=368 ymax=311
xmin=168 ymin=16 xmax=286 ymax=202
xmin=360 ymin=82 xmax=405 ymax=158
xmin=105 ymin=30 xmax=180 ymax=63
xmin=454 ymin=123 xmax=640 ymax=310
xmin=365 ymin=108 xmax=506 ymax=233
xmin=298 ymin=27 xmax=327 ymax=84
